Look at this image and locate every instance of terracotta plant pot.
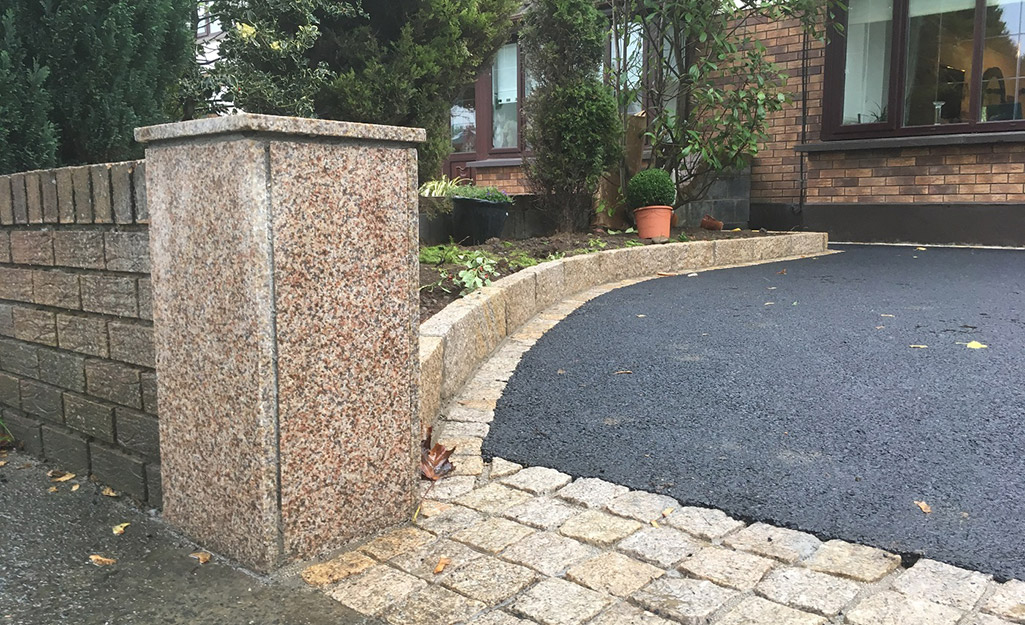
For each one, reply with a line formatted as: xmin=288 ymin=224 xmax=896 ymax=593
xmin=700 ymin=214 xmax=724 ymax=231
xmin=634 ymin=205 xmax=673 ymax=239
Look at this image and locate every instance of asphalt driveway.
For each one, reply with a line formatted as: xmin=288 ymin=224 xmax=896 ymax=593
xmin=483 ymin=244 xmax=1025 ymax=580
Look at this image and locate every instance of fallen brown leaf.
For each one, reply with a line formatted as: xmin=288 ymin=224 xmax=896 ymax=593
xmin=420 ymin=427 xmax=455 ymax=481
xmin=0 ymin=460 xmax=7 ymax=468
xmin=71 ymin=484 xmax=80 ymax=492
xmin=101 ymin=487 xmax=119 ymax=497
xmin=915 ymin=500 xmax=932 ymax=514
xmin=650 ymin=519 xmax=660 ymax=528
xmin=47 ymin=486 xmax=57 ymax=493
xmin=614 ymin=370 xmax=633 ymax=375
xmin=112 ymin=523 xmax=130 ymax=536
xmin=777 ymin=269 xmax=787 ymax=275
xmin=89 ymin=555 xmax=116 ymax=566
xmin=50 ymin=472 xmax=75 ymax=483
xmin=662 ymin=508 xmax=674 ymax=518
xmin=190 ymin=551 xmax=212 ymax=564
xmin=433 ymin=557 xmax=452 ymax=574
xmin=909 ymin=345 xmax=928 ymax=349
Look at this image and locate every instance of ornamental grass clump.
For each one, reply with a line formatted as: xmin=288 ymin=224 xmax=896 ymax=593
xmin=627 ymin=169 xmax=676 ymax=209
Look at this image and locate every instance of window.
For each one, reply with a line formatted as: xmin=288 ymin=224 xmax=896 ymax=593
xmin=492 ymin=43 xmax=520 ymax=149
xmin=825 ymin=0 xmax=1025 ymax=137
xmin=450 ymin=85 xmax=476 ymax=153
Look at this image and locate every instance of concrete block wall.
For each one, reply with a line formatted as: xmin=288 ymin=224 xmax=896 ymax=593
xmin=0 ymin=161 xmax=159 ymax=505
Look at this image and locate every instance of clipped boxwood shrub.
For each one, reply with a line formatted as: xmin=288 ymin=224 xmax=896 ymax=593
xmin=627 ymin=168 xmax=676 ymax=209
xmin=448 ymin=185 xmax=511 ymax=204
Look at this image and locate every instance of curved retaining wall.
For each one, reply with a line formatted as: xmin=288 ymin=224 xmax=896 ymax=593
xmin=418 ymin=232 xmax=829 ymax=431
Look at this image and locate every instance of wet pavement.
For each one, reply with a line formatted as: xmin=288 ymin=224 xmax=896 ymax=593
xmin=0 ymin=451 xmax=379 ymax=625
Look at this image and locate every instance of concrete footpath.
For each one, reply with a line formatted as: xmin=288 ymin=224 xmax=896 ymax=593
xmin=0 ymin=452 xmax=379 ymax=625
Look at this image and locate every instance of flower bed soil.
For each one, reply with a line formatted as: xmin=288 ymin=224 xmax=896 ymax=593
xmin=419 ymin=227 xmax=773 ymax=322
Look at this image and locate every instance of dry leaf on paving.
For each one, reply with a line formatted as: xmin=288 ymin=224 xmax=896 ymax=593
xmin=433 ymin=557 xmax=452 ymax=574
xmin=915 ymin=247 xmax=927 ymax=251
xmin=50 ymin=472 xmax=75 ymax=483
xmin=881 ymin=314 xmax=895 ymax=318
xmin=915 ymin=501 xmax=932 ymax=514
xmin=777 ymin=269 xmax=787 ymax=275
xmin=662 ymin=508 xmax=674 ymax=518
xmin=190 ymin=551 xmax=212 ymax=564
xmin=113 ymin=523 xmax=130 ymax=536
xmin=89 ymin=555 xmax=116 ymax=566
xmin=71 ymin=484 xmax=80 ymax=492
xmin=963 ymin=341 xmax=988 ymax=349
xmin=101 ymin=487 xmax=119 ymax=497
xmin=614 ymin=370 xmax=633 ymax=375
xmin=47 ymin=486 xmax=58 ymax=493
xmin=909 ymin=345 xmax=928 ymax=349
xmin=557 ymin=369 xmax=565 ymax=375
xmin=420 ymin=427 xmax=455 ymax=481
xmin=0 ymin=460 xmax=7 ymax=468
xmin=650 ymin=520 xmax=660 ymax=528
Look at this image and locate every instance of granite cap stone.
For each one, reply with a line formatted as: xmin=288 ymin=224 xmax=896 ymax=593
xmin=136 ymin=113 xmax=426 ymax=145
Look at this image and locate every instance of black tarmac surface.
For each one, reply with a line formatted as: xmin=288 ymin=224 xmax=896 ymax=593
xmin=0 ymin=452 xmax=378 ymax=625
xmin=484 ymin=244 xmax=1025 ymax=580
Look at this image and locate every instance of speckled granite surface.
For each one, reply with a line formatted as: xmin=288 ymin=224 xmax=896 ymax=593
xmin=269 ymin=141 xmax=419 ymax=560
xmin=136 ymin=113 xmax=426 ymax=145
xmin=141 ymin=117 xmax=421 ymax=572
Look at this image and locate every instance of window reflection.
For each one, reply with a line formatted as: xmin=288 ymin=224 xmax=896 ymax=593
xmin=843 ymin=0 xmax=893 ymax=124
xmin=981 ymin=0 xmax=1025 ymax=121
xmin=451 ymin=85 xmax=476 ymax=153
xmin=904 ymin=0 xmax=975 ymax=126
xmin=492 ymin=43 xmax=519 ymax=149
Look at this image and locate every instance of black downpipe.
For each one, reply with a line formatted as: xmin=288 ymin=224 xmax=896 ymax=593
xmin=797 ymin=28 xmax=809 ymax=218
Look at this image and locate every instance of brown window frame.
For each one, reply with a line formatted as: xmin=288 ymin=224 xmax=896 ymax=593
xmin=822 ymin=0 xmax=1025 ymax=140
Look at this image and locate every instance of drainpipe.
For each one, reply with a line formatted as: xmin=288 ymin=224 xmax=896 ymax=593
xmin=796 ymin=29 xmax=809 ymax=218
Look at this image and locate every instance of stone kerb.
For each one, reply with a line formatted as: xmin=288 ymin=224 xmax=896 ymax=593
xmin=418 ymin=232 xmax=830 ymax=433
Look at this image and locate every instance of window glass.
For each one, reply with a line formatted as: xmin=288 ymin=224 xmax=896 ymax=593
xmin=842 ymin=0 xmax=893 ymax=124
xmin=613 ymin=24 xmax=645 ymax=115
xmin=980 ymin=0 xmax=1025 ymax=121
xmin=492 ymin=43 xmax=519 ymax=149
xmin=450 ymin=85 xmax=476 ymax=153
xmin=904 ymin=0 xmax=976 ymax=126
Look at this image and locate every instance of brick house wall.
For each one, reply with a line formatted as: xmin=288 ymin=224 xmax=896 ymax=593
xmin=749 ymin=14 xmax=1025 ymax=244
xmin=472 ymin=165 xmax=531 ymax=196
xmin=743 ymin=16 xmax=825 ymax=209
xmin=0 ymin=162 xmax=160 ymax=504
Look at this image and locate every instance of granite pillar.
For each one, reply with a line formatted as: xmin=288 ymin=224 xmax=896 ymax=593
xmin=135 ymin=114 xmax=425 ymax=572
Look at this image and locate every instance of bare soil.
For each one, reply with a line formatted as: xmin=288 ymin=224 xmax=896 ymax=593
xmin=419 ymin=227 xmax=772 ymax=322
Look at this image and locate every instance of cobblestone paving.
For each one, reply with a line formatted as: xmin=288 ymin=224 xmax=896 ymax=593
xmin=303 ymin=281 xmax=1025 ymax=625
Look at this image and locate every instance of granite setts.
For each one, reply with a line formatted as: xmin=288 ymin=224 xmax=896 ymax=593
xmin=418 ymin=232 xmax=829 ymax=433
xmin=307 ymin=264 xmax=1025 ymax=622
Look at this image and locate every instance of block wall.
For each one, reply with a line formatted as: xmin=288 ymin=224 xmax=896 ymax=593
xmin=0 ymin=161 xmax=159 ymax=504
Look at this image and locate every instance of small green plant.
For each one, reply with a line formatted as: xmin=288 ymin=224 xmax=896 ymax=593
xmin=448 ymin=185 xmax=512 ymax=203
xmin=420 ymin=271 xmax=452 ymax=293
xmin=677 ymin=232 xmax=690 ymax=242
xmin=0 ymin=415 xmax=13 ymax=448
xmin=586 ymin=237 xmax=608 ymax=253
xmin=544 ymin=251 xmax=566 ymax=262
xmin=419 ymin=243 xmax=466 ymax=265
xmin=419 ymin=176 xmax=470 ymax=197
xmin=507 ymin=249 xmax=539 ymax=269
xmin=627 ymin=169 xmax=677 ymax=209
xmin=624 ymin=239 xmax=645 ymax=247
xmin=454 ymin=253 xmax=500 ymax=295
xmin=607 ymin=227 xmax=637 ymax=235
